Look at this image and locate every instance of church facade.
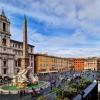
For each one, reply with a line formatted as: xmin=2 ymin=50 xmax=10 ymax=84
xmin=0 ymin=11 xmax=34 ymax=78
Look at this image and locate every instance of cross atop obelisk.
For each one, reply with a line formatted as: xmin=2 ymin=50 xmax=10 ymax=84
xmin=21 ymin=15 xmax=29 ymax=70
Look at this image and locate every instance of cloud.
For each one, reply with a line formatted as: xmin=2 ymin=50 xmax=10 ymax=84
xmin=0 ymin=0 xmax=100 ymax=57
xmin=27 ymin=28 xmax=100 ymax=58
xmin=52 ymin=48 xmax=100 ymax=57
xmin=9 ymin=21 xmax=100 ymax=57
xmin=0 ymin=0 xmax=78 ymax=28
xmin=77 ymin=0 xmax=100 ymax=21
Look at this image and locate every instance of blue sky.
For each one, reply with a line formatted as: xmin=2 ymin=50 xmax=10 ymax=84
xmin=0 ymin=0 xmax=100 ymax=57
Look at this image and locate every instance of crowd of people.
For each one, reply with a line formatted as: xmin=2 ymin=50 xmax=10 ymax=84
xmin=18 ymin=87 xmax=43 ymax=100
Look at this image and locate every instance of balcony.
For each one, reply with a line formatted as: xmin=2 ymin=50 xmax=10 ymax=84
xmin=73 ymin=81 xmax=98 ymax=100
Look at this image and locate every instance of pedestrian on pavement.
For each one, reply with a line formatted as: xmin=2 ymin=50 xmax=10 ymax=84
xmin=50 ymin=83 xmax=52 ymax=90
xmin=23 ymin=89 xmax=26 ymax=95
xmin=32 ymin=88 xmax=37 ymax=96
xmin=31 ymin=91 xmax=36 ymax=100
xmin=39 ymin=88 xmax=43 ymax=95
xmin=19 ymin=89 xmax=23 ymax=97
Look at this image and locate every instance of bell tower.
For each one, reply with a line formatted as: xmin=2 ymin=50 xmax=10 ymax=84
xmin=0 ymin=9 xmax=10 ymax=34
xmin=0 ymin=10 xmax=14 ymax=77
xmin=0 ymin=9 xmax=10 ymax=47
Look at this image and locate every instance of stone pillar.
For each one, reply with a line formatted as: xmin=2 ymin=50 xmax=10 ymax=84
xmin=8 ymin=59 xmax=14 ymax=78
xmin=21 ymin=15 xmax=29 ymax=70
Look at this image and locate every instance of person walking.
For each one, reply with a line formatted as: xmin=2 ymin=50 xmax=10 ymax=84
xmin=19 ymin=89 xmax=23 ymax=97
xmin=31 ymin=91 xmax=37 ymax=100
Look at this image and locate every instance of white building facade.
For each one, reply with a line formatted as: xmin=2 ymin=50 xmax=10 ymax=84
xmin=0 ymin=11 xmax=34 ymax=78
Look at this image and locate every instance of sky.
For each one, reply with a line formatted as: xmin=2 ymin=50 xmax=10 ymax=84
xmin=0 ymin=0 xmax=100 ymax=57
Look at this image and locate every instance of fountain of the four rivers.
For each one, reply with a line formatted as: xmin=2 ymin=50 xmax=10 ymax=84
xmin=0 ymin=16 xmax=50 ymax=94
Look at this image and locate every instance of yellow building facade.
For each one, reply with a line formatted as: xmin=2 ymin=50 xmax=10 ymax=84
xmin=34 ymin=54 xmax=71 ymax=73
xmin=84 ymin=57 xmax=100 ymax=71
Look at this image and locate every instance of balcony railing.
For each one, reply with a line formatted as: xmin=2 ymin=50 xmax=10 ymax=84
xmin=73 ymin=81 xmax=98 ymax=100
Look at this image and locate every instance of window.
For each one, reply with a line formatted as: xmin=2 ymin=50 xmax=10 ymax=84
xmin=15 ymin=44 xmax=17 ymax=48
xmin=13 ymin=44 xmax=14 ymax=47
xmin=31 ymin=48 xmax=33 ymax=52
xmin=2 ymin=38 xmax=6 ymax=46
xmin=15 ymin=60 xmax=17 ymax=66
xmin=18 ymin=59 xmax=21 ymax=66
xmin=3 ymin=68 xmax=7 ymax=74
xmin=18 ymin=51 xmax=20 ymax=55
xmin=3 ymin=22 xmax=6 ymax=31
xmin=31 ymin=56 xmax=33 ymax=60
xmin=31 ymin=63 xmax=33 ymax=67
xmin=3 ymin=47 xmax=6 ymax=51
xmin=3 ymin=61 xmax=6 ymax=66
xmin=18 ymin=44 xmax=20 ymax=48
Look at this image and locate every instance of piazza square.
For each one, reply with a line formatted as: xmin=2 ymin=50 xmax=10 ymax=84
xmin=0 ymin=0 xmax=100 ymax=100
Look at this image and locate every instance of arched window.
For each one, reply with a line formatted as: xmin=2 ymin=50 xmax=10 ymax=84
xmin=3 ymin=22 xmax=6 ymax=31
xmin=15 ymin=60 xmax=17 ymax=66
xmin=18 ymin=58 xmax=21 ymax=67
xmin=2 ymin=38 xmax=6 ymax=46
xmin=3 ymin=60 xmax=6 ymax=67
xmin=3 ymin=68 xmax=7 ymax=74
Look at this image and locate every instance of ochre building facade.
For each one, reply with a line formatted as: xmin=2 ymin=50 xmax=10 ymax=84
xmin=34 ymin=54 xmax=72 ymax=73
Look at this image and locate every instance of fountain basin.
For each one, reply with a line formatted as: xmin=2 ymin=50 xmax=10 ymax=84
xmin=0 ymin=81 xmax=50 ymax=94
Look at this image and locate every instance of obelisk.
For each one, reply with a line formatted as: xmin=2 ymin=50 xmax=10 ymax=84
xmin=21 ymin=15 xmax=29 ymax=70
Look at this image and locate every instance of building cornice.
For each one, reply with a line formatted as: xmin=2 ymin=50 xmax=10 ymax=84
xmin=10 ymin=39 xmax=35 ymax=47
